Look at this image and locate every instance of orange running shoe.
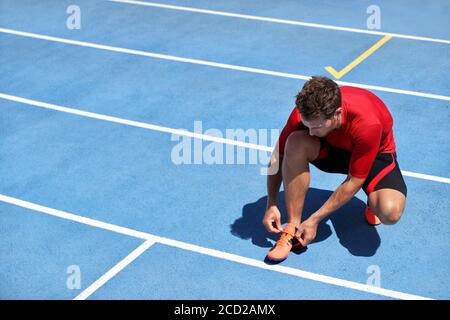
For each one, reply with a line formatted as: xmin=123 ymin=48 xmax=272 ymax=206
xmin=365 ymin=205 xmax=381 ymax=226
xmin=266 ymin=223 xmax=298 ymax=262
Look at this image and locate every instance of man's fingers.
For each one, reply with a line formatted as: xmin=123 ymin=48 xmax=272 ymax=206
xmin=274 ymin=217 xmax=282 ymax=232
xmin=271 ymin=222 xmax=281 ymax=233
xmin=296 ymin=230 xmax=310 ymax=246
xmin=264 ymin=220 xmax=280 ymax=233
xmin=295 ymin=227 xmax=305 ymax=239
xmin=298 ymin=237 xmax=307 ymax=246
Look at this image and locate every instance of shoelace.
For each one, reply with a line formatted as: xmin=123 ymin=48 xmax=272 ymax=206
xmin=276 ymin=229 xmax=296 ymax=247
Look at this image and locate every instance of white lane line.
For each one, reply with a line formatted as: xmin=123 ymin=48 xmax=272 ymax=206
xmin=0 ymin=27 xmax=449 ymax=102
xmin=0 ymin=93 xmax=271 ymax=152
xmin=401 ymin=171 xmax=450 ymax=184
xmin=0 ymin=192 xmax=153 ymax=240
xmin=1 ymin=92 xmax=449 ymax=184
xmin=0 ymin=193 xmax=433 ymax=300
xmin=74 ymin=240 xmax=156 ymax=300
xmin=107 ymin=0 xmax=450 ymax=45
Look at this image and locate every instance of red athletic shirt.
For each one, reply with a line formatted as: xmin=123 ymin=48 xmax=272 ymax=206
xmin=278 ymin=86 xmax=396 ymax=179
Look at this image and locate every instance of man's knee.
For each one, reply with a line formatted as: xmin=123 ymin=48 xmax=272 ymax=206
xmin=377 ymin=200 xmax=405 ymax=225
xmin=284 ymin=131 xmax=319 ymax=162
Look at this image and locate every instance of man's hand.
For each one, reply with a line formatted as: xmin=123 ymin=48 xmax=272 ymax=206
xmin=295 ymin=218 xmax=318 ymax=246
xmin=263 ymin=205 xmax=282 ymax=233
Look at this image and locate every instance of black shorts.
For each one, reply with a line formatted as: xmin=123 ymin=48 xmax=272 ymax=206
xmin=310 ymin=140 xmax=407 ymax=197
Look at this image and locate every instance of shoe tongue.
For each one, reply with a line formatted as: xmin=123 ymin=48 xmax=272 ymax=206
xmin=283 ymin=223 xmax=296 ymax=236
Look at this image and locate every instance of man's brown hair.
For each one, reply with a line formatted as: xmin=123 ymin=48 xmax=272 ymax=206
xmin=295 ymin=76 xmax=341 ymax=120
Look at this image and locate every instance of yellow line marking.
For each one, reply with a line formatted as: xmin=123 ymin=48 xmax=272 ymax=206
xmin=325 ymin=35 xmax=392 ymax=79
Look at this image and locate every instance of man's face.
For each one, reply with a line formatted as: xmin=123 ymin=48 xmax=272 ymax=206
xmin=302 ymin=115 xmax=335 ymax=137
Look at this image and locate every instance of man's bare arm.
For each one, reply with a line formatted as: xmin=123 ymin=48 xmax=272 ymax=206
xmin=263 ymin=144 xmax=284 ymax=233
xmin=310 ymin=174 xmax=365 ymax=224
xmin=295 ymin=174 xmax=365 ymax=246
xmin=267 ymin=151 xmax=283 ymax=207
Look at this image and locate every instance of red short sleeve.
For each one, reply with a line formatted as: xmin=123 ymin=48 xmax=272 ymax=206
xmin=277 ymin=107 xmax=303 ymax=155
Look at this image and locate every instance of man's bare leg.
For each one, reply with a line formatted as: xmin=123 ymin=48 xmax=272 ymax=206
xmin=282 ymin=131 xmax=321 ymax=228
xmin=265 ymin=131 xmax=321 ymax=261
